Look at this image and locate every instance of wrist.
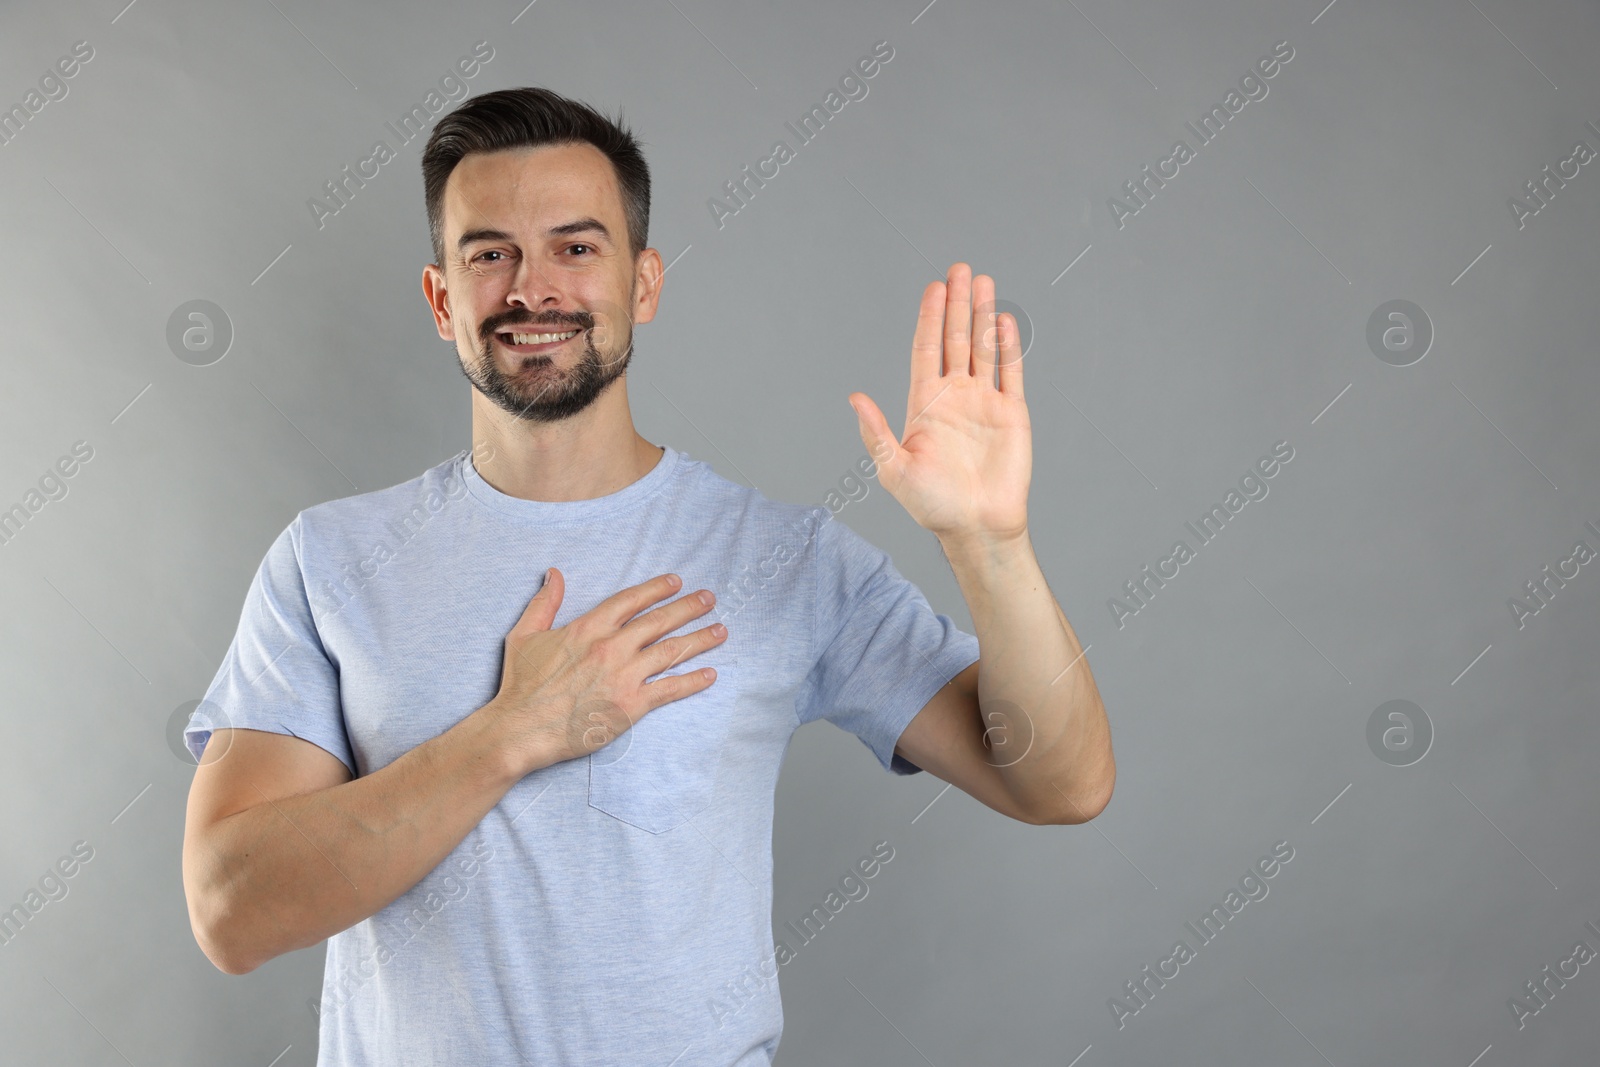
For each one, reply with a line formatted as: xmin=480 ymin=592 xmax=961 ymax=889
xmin=463 ymin=700 xmax=542 ymax=788
xmin=937 ymin=526 xmax=1032 ymax=567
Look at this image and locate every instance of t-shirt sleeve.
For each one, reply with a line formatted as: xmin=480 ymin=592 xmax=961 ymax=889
xmin=184 ymin=514 xmax=356 ymax=776
xmin=795 ymin=509 xmax=981 ymax=776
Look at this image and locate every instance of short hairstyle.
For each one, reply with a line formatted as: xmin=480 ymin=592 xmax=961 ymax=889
xmin=421 ymin=86 xmax=650 ymax=269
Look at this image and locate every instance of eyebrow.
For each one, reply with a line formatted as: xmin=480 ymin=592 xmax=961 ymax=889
xmin=456 ymin=218 xmax=613 ymax=252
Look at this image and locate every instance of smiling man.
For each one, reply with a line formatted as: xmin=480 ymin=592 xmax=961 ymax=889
xmin=180 ymin=86 xmax=1112 ymax=1066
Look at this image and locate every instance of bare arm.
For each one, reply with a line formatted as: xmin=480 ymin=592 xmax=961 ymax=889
xmin=182 ymin=711 xmax=519 ymax=975
xmin=182 ymin=569 xmax=728 ymax=975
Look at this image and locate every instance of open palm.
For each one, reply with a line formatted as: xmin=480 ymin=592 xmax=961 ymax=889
xmin=848 ymin=263 xmax=1032 ymax=544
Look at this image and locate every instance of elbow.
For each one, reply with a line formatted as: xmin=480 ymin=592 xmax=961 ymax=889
xmin=202 ymin=941 xmax=258 ymax=977
xmin=1038 ymin=760 xmax=1116 ymax=826
xmin=1084 ymin=760 xmax=1116 ymax=821
xmin=189 ymin=894 xmax=261 ymax=976
xmin=1072 ymin=779 xmax=1115 ymax=823
xmin=183 ymin=857 xmax=262 ymax=976
xmin=202 ymin=930 xmax=261 ymax=976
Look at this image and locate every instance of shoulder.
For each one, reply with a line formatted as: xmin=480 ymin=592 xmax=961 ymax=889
xmin=295 ymin=451 xmax=467 ymax=541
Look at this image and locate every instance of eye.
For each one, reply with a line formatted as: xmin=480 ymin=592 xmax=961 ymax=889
xmin=472 ymin=250 xmax=507 ymax=264
xmin=566 ymin=244 xmax=593 ymax=256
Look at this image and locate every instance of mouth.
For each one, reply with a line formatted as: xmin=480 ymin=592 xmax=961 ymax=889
xmin=494 ymin=327 xmax=584 ymax=353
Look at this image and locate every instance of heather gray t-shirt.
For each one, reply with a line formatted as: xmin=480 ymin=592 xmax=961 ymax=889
xmin=187 ymin=444 xmax=980 ymax=1066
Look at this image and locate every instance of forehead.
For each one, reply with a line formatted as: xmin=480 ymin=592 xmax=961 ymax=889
xmin=443 ymin=142 xmax=621 ymax=240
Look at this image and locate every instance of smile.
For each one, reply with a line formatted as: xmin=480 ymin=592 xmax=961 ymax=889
xmin=496 ymin=328 xmax=582 ymax=352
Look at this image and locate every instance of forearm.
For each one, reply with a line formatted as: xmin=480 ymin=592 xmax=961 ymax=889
xmin=938 ymin=528 xmax=1113 ymax=822
xmin=192 ymin=707 xmax=525 ymax=974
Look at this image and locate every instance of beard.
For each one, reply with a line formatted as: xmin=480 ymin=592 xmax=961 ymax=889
xmin=461 ymin=304 xmax=634 ymax=424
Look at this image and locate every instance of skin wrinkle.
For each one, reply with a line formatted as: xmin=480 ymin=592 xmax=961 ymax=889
xmin=441 ymin=170 xmax=638 ymax=436
xmin=423 ymin=145 xmax=684 ymax=742
xmin=448 ymin=182 xmax=560 ymax=435
xmin=423 ymin=142 xmax=669 ymax=522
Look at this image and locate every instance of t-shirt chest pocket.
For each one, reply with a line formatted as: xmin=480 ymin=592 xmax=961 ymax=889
xmin=587 ymin=640 xmax=742 ymax=834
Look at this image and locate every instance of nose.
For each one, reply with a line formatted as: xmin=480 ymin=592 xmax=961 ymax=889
xmin=503 ymin=257 xmax=567 ymax=318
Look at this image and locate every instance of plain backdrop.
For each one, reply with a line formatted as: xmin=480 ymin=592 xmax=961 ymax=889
xmin=2 ymin=0 xmax=1598 ymax=1064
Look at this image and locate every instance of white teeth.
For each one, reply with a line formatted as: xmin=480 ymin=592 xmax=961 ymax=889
xmin=507 ymin=329 xmax=580 ymax=345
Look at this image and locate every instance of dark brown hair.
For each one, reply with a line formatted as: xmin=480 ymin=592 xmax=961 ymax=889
xmin=421 ymin=87 xmax=650 ymax=268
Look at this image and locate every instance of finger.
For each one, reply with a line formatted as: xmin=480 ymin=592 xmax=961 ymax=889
xmin=622 ymin=587 xmax=718 ymax=650
xmin=639 ymin=663 xmax=720 ymax=713
xmin=510 ymin=567 xmax=565 ymax=634
xmin=849 ymin=393 xmax=902 ymax=471
xmin=997 ymin=312 xmax=1025 ymax=398
xmin=646 ymin=620 xmax=727 ymax=675
xmin=594 ymin=572 xmax=683 ymax=629
xmin=972 ymin=273 xmax=998 ymax=385
xmin=503 ymin=568 xmax=575 ymax=688
xmin=910 ymin=280 xmax=945 ymax=393
xmin=943 ymin=263 xmax=973 ymax=377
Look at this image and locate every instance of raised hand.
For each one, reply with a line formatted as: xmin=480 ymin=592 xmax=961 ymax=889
xmin=847 ymin=263 xmax=1032 ymax=546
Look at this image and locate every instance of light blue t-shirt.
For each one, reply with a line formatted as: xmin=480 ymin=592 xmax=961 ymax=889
xmin=187 ymin=444 xmax=979 ymax=1066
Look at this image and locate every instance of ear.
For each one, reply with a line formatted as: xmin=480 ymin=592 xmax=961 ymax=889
xmin=422 ymin=263 xmax=456 ymax=342
xmin=629 ymin=248 xmax=665 ymax=326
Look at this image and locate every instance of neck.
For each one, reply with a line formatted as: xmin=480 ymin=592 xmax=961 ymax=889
xmin=468 ymin=392 xmax=662 ymax=503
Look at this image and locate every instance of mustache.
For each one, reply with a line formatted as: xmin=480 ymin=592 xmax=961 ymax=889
xmin=484 ymin=312 xmax=593 ymax=336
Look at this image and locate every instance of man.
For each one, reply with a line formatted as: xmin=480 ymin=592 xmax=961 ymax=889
xmin=181 ymin=86 xmax=1112 ymax=1066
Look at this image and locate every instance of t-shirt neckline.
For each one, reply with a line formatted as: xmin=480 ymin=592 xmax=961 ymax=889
xmin=456 ymin=444 xmax=682 ymax=524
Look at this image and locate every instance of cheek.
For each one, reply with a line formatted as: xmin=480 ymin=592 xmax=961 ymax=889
xmin=587 ymin=288 xmax=639 ymax=345
xmin=457 ymin=290 xmax=505 ymax=337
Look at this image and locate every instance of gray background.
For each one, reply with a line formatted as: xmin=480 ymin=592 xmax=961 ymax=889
xmin=1 ymin=0 xmax=1596 ymax=1063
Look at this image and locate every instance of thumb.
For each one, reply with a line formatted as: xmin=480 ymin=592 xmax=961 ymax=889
xmin=516 ymin=567 xmax=564 ymax=632
xmin=848 ymin=392 xmax=901 ymax=471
